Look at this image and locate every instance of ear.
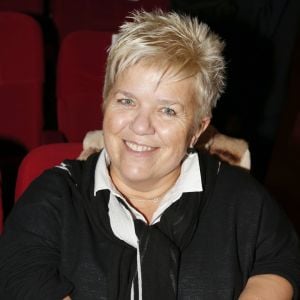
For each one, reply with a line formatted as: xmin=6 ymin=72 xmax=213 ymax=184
xmin=190 ymin=117 xmax=211 ymax=147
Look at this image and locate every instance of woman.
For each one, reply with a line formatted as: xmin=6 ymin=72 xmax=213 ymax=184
xmin=0 ymin=10 xmax=299 ymax=300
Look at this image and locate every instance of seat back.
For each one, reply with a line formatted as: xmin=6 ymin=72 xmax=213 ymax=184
xmin=15 ymin=143 xmax=82 ymax=201
xmin=57 ymin=30 xmax=113 ymax=142
xmin=0 ymin=0 xmax=44 ymax=15
xmin=51 ymin=0 xmax=170 ymax=40
xmin=0 ymin=12 xmax=44 ymax=150
xmin=51 ymin=0 xmax=119 ymax=39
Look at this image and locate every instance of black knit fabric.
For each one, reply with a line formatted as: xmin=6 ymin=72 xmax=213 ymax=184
xmin=0 ymin=152 xmax=299 ymax=300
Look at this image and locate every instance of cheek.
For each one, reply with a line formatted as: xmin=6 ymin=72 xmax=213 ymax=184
xmin=103 ymin=110 xmax=130 ymax=134
xmin=158 ymin=124 xmax=190 ymax=149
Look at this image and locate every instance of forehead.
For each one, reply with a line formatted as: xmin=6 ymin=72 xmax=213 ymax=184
xmin=114 ymin=62 xmax=196 ymax=101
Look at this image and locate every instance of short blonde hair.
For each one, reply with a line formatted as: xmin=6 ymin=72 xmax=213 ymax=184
xmin=103 ymin=10 xmax=225 ymax=124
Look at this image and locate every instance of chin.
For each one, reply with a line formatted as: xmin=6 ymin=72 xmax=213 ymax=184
xmin=122 ymin=170 xmax=150 ymax=183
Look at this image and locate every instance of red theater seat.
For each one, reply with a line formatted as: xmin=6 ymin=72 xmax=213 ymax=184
xmin=51 ymin=0 xmax=170 ymax=40
xmin=51 ymin=0 xmax=119 ymax=40
xmin=15 ymin=143 xmax=82 ymax=201
xmin=0 ymin=12 xmax=44 ymax=218
xmin=56 ymin=30 xmax=113 ymax=142
xmin=0 ymin=0 xmax=44 ymax=15
xmin=0 ymin=12 xmax=44 ymax=150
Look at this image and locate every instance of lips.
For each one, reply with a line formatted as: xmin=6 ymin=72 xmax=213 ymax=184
xmin=125 ymin=141 xmax=156 ymax=152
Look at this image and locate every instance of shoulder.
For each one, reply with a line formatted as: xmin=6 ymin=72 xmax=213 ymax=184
xmin=207 ymin=157 xmax=297 ymax=242
xmin=218 ymin=161 xmax=265 ymax=197
xmin=16 ymin=152 xmax=99 ymax=205
xmin=199 ymin=152 xmax=277 ymax=216
xmin=16 ymin=160 xmax=82 ymax=207
xmin=199 ymin=151 xmax=264 ymax=197
xmin=4 ymin=154 xmax=99 ymax=237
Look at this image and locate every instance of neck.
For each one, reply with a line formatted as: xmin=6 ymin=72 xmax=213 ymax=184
xmin=110 ymin=168 xmax=180 ymax=201
xmin=109 ymin=168 xmax=180 ymax=223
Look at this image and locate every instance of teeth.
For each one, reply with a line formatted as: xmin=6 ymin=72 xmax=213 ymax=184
xmin=125 ymin=141 xmax=154 ymax=152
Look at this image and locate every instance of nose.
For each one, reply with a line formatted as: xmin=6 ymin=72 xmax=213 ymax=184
xmin=129 ymin=109 xmax=155 ymax=135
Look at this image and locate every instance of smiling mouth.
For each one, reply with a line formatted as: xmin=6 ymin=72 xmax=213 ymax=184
xmin=125 ymin=141 xmax=156 ymax=152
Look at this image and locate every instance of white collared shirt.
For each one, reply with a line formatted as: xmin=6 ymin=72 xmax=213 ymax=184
xmin=94 ymin=149 xmax=203 ymax=225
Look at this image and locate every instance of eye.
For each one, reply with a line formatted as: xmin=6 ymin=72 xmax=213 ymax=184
xmin=117 ymin=98 xmax=135 ymax=106
xmin=161 ymin=107 xmax=176 ymax=117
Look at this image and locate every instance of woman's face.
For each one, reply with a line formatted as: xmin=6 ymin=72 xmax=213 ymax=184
xmin=103 ymin=63 xmax=209 ymax=191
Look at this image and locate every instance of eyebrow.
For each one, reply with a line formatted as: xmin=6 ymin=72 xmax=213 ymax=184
xmin=114 ymin=89 xmax=184 ymax=107
xmin=114 ymin=89 xmax=136 ymax=99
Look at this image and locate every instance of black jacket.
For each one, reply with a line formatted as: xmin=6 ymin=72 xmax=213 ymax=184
xmin=0 ymin=153 xmax=299 ymax=299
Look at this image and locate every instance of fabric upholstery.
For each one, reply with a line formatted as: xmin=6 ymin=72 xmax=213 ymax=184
xmin=57 ymin=30 xmax=113 ymax=142
xmin=0 ymin=0 xmax=44 ymax=15
xmin=0 ymin=12 xmax=44 ymax=150
xmin=51 ymin=0 xmax=170 ymax=40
